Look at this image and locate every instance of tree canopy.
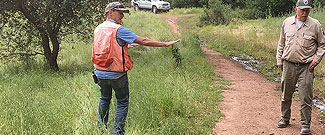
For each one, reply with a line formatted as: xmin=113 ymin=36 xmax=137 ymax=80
xmin=0 ymin=0 xmax=107 ymax=71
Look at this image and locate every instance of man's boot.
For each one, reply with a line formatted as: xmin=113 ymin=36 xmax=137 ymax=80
xmin=300 ymin=127 xmax=310 ymax=135
xmin=277 ymin=119 xmax=289 ymax=128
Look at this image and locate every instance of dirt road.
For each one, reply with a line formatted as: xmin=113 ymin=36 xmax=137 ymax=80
xmin=161 ymin=14 xmax=325 ymax=135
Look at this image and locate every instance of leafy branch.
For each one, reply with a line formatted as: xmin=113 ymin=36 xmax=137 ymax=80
xmin=171 ymin=46 xmax=183 ymax=67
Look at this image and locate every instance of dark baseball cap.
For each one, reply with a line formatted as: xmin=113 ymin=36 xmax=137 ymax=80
xmin=296 ymin=0 xmax=312 ymax=9
xmin=105 ymin=2 xmax=129 ymax=13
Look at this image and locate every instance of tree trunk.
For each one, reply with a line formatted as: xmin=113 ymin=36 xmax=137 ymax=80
xmin=18 ymin=1 xmax=60 ymax=71
xmin=41 ymin=33 xmax=59 ymax=71
xmin=48 ymin=55 xmax=59 ymax=71
xmin=48 ymin=32 xmax=60 ymax=71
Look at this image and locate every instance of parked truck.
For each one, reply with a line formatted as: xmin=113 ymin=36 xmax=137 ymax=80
xmin=133 ymin=0 xmax=171 ymax=14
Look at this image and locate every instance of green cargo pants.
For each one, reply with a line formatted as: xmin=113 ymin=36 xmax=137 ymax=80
xmin=281 ymin=60 xmax=314 ymax=128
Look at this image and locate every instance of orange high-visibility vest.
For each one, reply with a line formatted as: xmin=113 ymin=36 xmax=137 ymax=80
xmin=92 ymin=21 xmax=133 ymax=72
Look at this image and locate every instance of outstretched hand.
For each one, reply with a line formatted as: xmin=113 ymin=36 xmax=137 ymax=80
xmin=165 ymin=40 xmax=181 ymax=47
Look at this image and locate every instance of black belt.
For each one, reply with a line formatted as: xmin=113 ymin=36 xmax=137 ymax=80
xmin=285 ymin=60 xmax=311 ymax=66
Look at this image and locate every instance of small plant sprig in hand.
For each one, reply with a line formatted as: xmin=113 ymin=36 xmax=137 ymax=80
xmin=171 ymin=45 xmax=183 ymax=67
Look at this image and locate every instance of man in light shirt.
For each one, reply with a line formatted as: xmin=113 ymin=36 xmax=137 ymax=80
xmin=276 ymin=0 xmax=325 ymax=134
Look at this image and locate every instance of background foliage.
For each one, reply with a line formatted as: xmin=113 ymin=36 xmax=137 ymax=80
xmin=244 ymin=0 xmax=295 ymax=19
xmin=0 ymin=0 xmax=107 ymax=71
xmin=198 ymin=0 xmax=232 ymax=26
xmin=167 ymin=0 xmax=209 ymax=8
xmin=167 ymin=0 xmax=323 ymax=26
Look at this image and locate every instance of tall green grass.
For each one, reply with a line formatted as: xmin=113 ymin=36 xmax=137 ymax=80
xmin=0 ymin=10 xmax=223 ymax=134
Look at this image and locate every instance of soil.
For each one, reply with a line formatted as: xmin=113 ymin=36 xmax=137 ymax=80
xmin=160 ymin=14 xmax=325 ymax=135
xmin=159 ymin=14 xmax=195 ymax=35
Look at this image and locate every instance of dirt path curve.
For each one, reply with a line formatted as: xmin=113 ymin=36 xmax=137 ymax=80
xmin=204 ymin=48 xmax=324 ymax=135
xmin=160 ymin=14 xmax=325 ymax=135
xmin=159 ymin=14 xmax=195 ymax=35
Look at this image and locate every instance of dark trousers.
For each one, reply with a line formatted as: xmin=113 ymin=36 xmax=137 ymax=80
xmin=97 ymin=74 xmax=129 ymax=134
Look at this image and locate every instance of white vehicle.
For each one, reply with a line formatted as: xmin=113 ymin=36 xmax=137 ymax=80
xmin=133 ymin=0 xmax=171 ymax=14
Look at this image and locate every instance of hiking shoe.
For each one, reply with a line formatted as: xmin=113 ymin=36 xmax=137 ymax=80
xmin=277 ymin=119 xmax=289 ymax=128
xmin=300 ymin=127 xmax=310 ymax=135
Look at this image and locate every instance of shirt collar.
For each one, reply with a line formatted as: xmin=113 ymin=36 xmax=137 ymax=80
xmin=290 ymin=16 xmax=296 ymax=25
xmin=108 ymin=19 xmax=117 ymax=24
xmin=291 ymin=16 xmax=310 ymax=27
xmin=303 ymin=17 xmax=310 ymax=27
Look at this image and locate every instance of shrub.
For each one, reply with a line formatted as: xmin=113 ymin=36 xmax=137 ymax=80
xmin=222 ymin=0 xmax=246 ymax=9
xmin=167 ymin=0 xmax=208 ymax=8
xmin=245 ymin=0 xmax=295 ymax=19
xmin=198 ymin=0 xmax=232 ymax=26
xmin=313 ymin=0 xmax=325 ymax=8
